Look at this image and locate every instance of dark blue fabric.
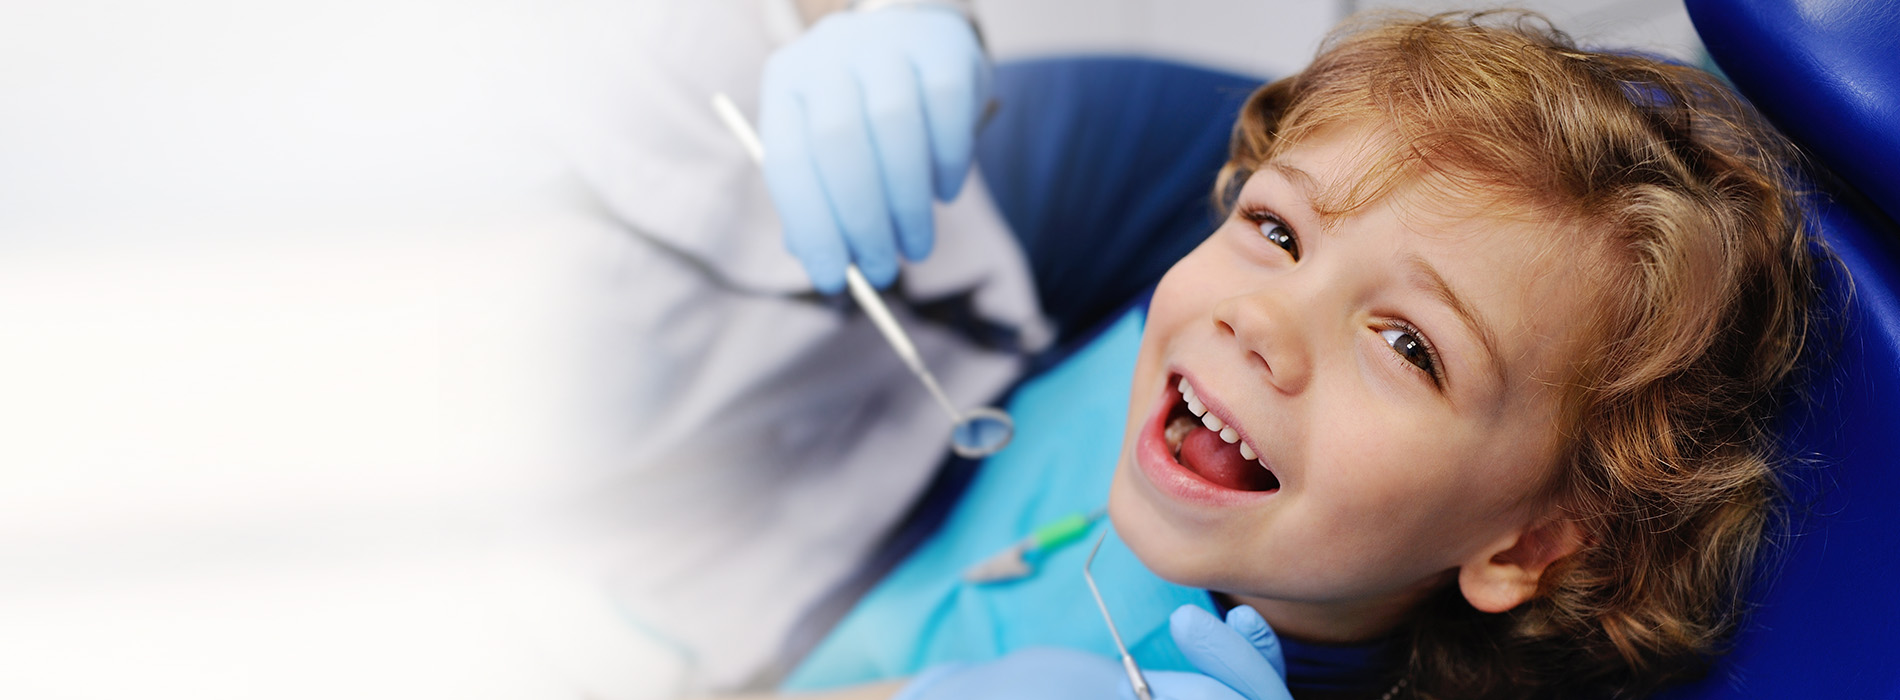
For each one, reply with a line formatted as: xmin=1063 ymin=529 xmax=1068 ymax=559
xmin=1667 ymin=3 xmax=1900 ymax=696
xmin=977 ymin=57 xmax=1262 ymax=345
xmin=1686 ymin=0 xmax=1900 ymax=227
xmin=1657 ymin=190 xmax=1900 ymax=699
xmin=1209 ymin=596 xmax=1398 ymax=696
xmin=1279 ymin=637 xmax=1395 ymax=696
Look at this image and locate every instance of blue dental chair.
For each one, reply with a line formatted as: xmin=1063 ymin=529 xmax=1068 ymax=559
xmin=783 ymin=2 xmax=1900 ymax=695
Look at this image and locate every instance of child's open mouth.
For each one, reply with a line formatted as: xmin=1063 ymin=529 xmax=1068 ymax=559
xmin=1162 ymin=375 xmax=1281 ymax=492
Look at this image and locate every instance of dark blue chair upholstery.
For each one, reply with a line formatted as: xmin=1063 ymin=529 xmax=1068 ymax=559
xmin=1663 ymin=1 xmax=1900 ymax=697
xmin=1687 ymin=0 xmax=1900 ymax=227
xmin=976 ymin=57 xmax=1257 ymax=346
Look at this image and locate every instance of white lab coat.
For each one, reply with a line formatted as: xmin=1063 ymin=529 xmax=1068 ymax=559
xmin=510 ymin=0 xmax=1049 ymax=691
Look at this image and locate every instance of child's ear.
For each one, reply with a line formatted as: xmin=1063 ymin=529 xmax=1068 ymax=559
xmin=1457 ymin=516 xmax=1585 ymax=614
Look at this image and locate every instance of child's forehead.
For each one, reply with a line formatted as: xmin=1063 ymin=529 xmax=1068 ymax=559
xmin=1259 ymin=123 xmax=1568 ymax=233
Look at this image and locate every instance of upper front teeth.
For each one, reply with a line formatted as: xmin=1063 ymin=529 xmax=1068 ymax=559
xmin=1179 ymin=378 xmax=1205 ymax=415
xmin=1180 ymin=379 xmax=1223 ymax=435
xmin=1179 ymin=377 xmax=1207 ymax=416
xmin=1178 ymin=376 xmax=1269 ymax=467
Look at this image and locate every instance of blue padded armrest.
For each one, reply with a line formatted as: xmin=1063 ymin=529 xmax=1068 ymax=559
xmin=1686 ymin=0 xmax=1900 ymax=226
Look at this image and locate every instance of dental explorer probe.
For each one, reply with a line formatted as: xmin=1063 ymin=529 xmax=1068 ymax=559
xmin=1086 ymin=530 xmax=1155 ymax=700
xmin=710 ymin=92 xmax=1014 ymax=458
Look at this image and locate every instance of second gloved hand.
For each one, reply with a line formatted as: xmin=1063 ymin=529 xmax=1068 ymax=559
xmin=1143 ymin=605 xmax=1294 ymax=700
xmin=759 ymin=5 xmax=990 ymax=294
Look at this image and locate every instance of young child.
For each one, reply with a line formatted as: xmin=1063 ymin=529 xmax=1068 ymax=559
xmin=754 ymin=11 xmax=1822 ymax=700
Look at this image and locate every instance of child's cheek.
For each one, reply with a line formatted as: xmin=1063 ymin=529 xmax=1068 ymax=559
xmin=1151 ymin=250 xmax=1222 ymax=324
xmin=1142 ymin=268 xmax=1194 ymax=342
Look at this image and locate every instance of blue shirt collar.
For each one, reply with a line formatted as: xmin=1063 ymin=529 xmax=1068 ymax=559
xmin=1209 ymin=593 xmax=1402 ymax=695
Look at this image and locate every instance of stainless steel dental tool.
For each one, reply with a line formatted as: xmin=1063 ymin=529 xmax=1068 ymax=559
xmin=710 ymin=92 xmax=1015 ymax=458
xmin=1086 ymin=530 xmax=1155 ymax=700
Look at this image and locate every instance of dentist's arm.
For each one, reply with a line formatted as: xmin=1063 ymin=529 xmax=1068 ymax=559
xmin=758 ymin=1 xmax=989 ymax=294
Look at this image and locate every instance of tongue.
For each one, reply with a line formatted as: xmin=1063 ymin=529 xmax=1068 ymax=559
xmin=1180 ymin=427 xmax=1277 ymax=491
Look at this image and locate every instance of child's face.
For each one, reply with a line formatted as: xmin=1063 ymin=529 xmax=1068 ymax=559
xmin=1109 ymin=123 xmax=1601 ymax=643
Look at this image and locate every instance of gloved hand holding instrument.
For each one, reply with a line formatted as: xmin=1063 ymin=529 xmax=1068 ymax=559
xmin=757 ymin=1 xmax=991 ymax=294
xmin=715 ymin=90 xmax=1013 ymax=459
xmin=708 ymin=2 xmax=1009 ymax=458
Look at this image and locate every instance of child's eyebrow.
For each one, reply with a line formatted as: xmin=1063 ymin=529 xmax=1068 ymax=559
xmin=1404 ymin=252 xmax=1508 ymax=389
xmin=1267 ymin=162 xmax=1319 ymax=202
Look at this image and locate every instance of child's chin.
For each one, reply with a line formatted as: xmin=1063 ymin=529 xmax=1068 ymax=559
xmin=1107 ymin=472 xmax=1237 ymax=588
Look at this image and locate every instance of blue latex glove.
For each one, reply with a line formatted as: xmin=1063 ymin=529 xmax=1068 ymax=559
xmin=892 ymin=606 xmax=1292 ymax=700
xmin=758 ymin=6 xmax=990 ymax=294
xmin=1142 ymin=605 xmax=1294 ymax=700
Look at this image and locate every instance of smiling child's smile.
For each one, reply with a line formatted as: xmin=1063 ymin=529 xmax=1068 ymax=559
xmin=1165 ymin=374 xmax=1281 ymax=492
xmin=1133 ymin=372 xmax=1283 ymax=510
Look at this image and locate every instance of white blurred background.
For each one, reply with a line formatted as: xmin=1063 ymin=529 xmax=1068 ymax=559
xmin=0 ymin=1 xmax=1700 ymax=698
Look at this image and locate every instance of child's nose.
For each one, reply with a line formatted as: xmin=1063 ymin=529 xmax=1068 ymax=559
xmin=1211 ymin=291 xmax=1312 ymax=395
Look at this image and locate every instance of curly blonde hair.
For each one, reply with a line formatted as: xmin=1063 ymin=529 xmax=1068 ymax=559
xmin=1214 ymin=11 xmax=1823 ymax=699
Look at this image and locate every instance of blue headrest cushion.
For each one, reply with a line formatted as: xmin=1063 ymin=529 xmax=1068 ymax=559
xmin=1687 ymin=0 xmax=1900 ymax=226
xmin=1658 ymin=194 xmax=1900 ymax=699
xmin=1665 ymin=3 xmax=1900 ymax=694
xmin=976 ymin=57 xmax=1256 ymax=345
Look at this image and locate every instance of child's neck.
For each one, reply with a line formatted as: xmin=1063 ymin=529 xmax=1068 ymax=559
xmin=1219 ymin=574 xmax=1447 ymax=645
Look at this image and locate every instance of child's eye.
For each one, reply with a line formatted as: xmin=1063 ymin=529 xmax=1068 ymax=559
xmin=1379 ymin=325 xmax=1441 ymax=383
xmin=1243 ymin=208 xmax=1300 ymax=260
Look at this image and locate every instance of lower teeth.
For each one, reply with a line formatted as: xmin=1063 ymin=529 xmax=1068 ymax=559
xmin=1165 ymin=415 xmax=1199 ymax=460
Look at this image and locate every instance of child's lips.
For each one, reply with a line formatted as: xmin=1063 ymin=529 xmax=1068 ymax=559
xmin=1133 ymin=372 xmax=1281 ymax=508
xmin=1171 ymin=376 xmax=1275 ymax=479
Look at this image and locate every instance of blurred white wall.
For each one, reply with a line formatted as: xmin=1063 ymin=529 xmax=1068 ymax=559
xmin=0 ymin=1 xmax=664 ymax=697
xmin=1359 ymin=0 xmax=1702 ymax=61
xmin=976 ymin=0 xmax=1337 ymax=79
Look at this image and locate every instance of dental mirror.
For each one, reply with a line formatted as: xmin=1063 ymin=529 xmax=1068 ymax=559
xmin=950 ymin=406 xmax=1015 ymax=459
xmin=710 ymin=93 xmax=1017 ymax=458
